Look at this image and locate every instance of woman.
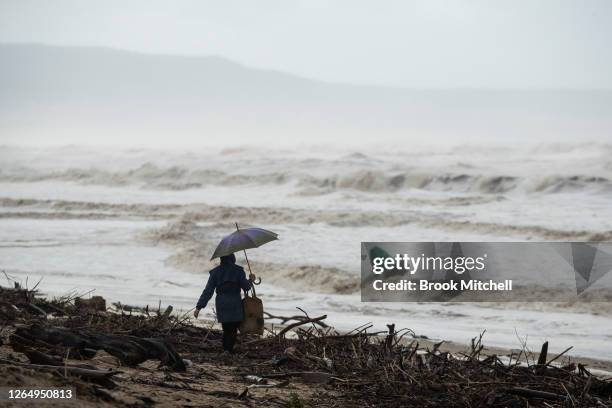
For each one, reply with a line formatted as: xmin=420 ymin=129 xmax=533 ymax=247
xmin=193 ymin=253 xmax=255 ymax=353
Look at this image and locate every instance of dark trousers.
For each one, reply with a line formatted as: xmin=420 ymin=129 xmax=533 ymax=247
xmin=221 ymin=321 xmax=240 ymax=353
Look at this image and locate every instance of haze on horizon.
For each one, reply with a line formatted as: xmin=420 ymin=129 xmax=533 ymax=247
xmin=0 ymin=1 xmax=611 ymax=146
xmin=1 ymin=0 xmax=611 ymax=90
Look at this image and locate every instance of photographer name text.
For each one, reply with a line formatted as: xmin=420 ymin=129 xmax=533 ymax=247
xmin=372 ymin=279 xmax=513 ymax=292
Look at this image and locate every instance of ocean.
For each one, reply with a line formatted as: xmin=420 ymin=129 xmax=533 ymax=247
xmin=1 ymin=143 xmax=612 ymax=360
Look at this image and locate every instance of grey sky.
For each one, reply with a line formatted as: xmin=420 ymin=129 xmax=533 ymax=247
xmin=0 ymin=0 xmax=610 ymax=89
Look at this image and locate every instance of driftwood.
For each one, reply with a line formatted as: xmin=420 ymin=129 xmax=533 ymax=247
xmin=18 ymin=302 xmax=47 ymax=317
xmin=0 ymin=357 xmax=117 ymax=380
xmin=251 ymin=371 xmax=334 ymax=384
xmin=264 ymin=311 xmax=329 ymax=328
xmin=0 ymin=283 xmax=64 ymax=319
xmin=11 ymin=324 xmax=186 ymax=371
xmin=535 ymin=340 xmax=548 ymax=374
xmin=276 ymin=315 xmax=327 ymax=338
xmin=547 ymin=346 xmax=574 ymax=366
xmin=508 ymin=387 xmax=567 ymax=401
xmin=22 ymin=349 xmax=64 ymax=366
xmin=75 ymin=296 xmax=107 ymax=312
xmin=112 ymin=302 xmax=148 ymax=313
xmin=162 ymin=305 xmax=173 ymax=317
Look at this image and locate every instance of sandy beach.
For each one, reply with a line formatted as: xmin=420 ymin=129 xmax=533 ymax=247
xmin=1 ymin=282 xmax=612 ymax=407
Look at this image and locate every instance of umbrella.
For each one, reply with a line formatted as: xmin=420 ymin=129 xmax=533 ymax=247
xmin=211 ymin=223 xmax=278 ymax=288
xmin=211 ymin=223 xmax=278 ymax=260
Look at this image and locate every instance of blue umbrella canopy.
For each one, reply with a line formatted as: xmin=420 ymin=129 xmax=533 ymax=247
xmin=210 ymin=225 xmax=279 ymax=260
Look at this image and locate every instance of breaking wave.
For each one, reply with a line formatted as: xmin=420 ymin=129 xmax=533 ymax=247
xmin=2 ymin=156 xmax=611 ymax=195
xmin=2 ymin=145 xmax=608 ymax=246
xmin=0 ymin=163 xmax=288 ymax=190
xmin=297 ymin=171 xmax=612 ymax=195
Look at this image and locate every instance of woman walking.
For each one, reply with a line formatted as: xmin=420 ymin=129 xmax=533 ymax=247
xmin=193 ymin=253 xmax=255 ymax=353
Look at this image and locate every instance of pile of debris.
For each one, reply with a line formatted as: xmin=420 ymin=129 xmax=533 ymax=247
xmin=236 ymin=316 xmax=612 ymax=407
xmin=0 ymin=282 xmax=611 ymax=407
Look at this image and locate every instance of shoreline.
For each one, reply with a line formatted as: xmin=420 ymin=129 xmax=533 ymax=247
xmin=1 ymin=283 xmax=611 ymax=407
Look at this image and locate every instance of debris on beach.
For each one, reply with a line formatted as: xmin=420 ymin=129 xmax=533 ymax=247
xmin=0 ymin=282 xmax=611 ymax=407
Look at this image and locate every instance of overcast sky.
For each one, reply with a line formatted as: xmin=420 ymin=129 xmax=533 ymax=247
xmin=1 ymin=0 xmax=611 ymax=89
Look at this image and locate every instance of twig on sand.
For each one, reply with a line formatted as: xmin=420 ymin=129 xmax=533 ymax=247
xmin=264 ymin=310 xmax=330 ymax=329
xmin=0 ymin=358 xmax=117 ymax=380
xmin=508 ymin=387 xmax=567 ymax=401
xmin=546 ymin=346 xmax=574 ymax=366
xmin=276 ymin=315 xmax=327 ymax=338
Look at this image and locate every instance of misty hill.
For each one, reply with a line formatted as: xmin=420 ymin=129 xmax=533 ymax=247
xmin=1 ymin=43 xmax=611 ymax=145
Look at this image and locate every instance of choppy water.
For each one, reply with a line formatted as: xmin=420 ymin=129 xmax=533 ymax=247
xmin=1 ymin=144 xmax=612 ymax=360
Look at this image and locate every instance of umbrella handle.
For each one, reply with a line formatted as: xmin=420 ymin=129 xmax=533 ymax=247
xmin=246 ymin=276 xmax=261 ymax=298
xmin=236 ymin=222 xmax=262 ymax=295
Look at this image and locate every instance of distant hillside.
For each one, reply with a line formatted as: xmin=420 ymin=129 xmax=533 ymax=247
xmin=1 ymin=43 xmax=611 ymax=145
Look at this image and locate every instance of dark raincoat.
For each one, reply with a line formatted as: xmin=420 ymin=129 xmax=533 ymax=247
xmin=196 ymin=254 xmax=252 ymax=323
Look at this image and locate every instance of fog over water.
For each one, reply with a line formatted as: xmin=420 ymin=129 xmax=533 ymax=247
xmin=1 ymin=44 xmax=611 ymax=146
